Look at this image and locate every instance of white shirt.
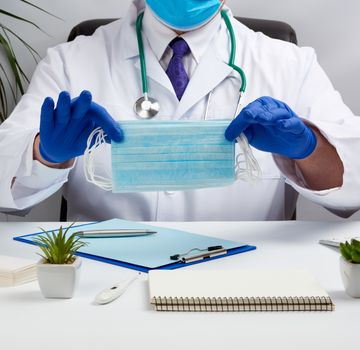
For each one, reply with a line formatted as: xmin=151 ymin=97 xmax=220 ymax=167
xmin=143 ymin=6 xmax=222 ymax=78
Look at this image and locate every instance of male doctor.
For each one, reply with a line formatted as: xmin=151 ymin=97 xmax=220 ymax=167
xmin=0 ymin=0 xmax=359 ymax=221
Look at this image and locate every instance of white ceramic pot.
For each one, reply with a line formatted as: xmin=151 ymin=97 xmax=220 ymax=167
xmin=36 ymin=257 xmax=82 ymax=299
xmin=340 ymin=256 xmax=360 ymax=298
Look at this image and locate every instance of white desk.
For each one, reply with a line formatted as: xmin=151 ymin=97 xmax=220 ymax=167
xmin=1 ymin=221 xmax=359 ymax=350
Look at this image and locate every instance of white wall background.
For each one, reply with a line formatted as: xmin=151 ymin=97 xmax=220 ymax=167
xmin=0 ymin=0 xmax=359 ymax=222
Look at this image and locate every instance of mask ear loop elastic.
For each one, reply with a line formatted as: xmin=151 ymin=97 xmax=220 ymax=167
xmin=83 ymin=128 xmax=113 ymax=191
xmin=221 ymin=10 xmax=262 ymax=183
xmin=235 ymin=134 xmax=262 ymax=182
xmin=232 ymin=95 xmax=262 ymax=183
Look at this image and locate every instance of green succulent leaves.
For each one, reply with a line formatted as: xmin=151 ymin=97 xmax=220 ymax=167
xmin=33 ymin=223 xmax=87 ymax=265
xmin=340 ymin=239 xmax=360 ymax=264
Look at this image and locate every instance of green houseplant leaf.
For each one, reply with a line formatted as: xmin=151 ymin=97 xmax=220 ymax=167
xmin=19 ymin=0 xmax=62 ymax=20
xmin=0 ymin=9 xmax=44 ymax=32
xmin=33 ymin=223 xmax=87 ymax=265
xmin=0 ymin=1 xmax=60 ymax=122
xmin=340 ymin=240 xmax=360 ymax=264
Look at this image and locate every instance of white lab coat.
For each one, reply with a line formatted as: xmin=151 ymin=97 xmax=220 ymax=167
xmin=0 ymin=0 xmax=359 ymax=221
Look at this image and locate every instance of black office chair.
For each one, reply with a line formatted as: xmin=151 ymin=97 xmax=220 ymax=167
xmin=60 ymin=16 xmax=298 ymax=221
xmin=68 ymin=17 xmax=298 ymax=44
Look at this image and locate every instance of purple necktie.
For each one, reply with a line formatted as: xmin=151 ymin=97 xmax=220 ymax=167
xmin=166 ymin=38 xmax=190 ymax=100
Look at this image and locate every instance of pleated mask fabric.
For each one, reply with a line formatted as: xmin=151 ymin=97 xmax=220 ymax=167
xmin=111 ymin=120 xmax=235 ymax=192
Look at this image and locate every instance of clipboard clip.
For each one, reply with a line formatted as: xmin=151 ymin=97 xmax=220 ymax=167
xmin=170 ymin=246 xmax=227 ymax=264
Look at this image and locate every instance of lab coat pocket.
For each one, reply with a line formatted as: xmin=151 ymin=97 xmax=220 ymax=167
xmin=204 ymin=73 xmax=249 ymax=121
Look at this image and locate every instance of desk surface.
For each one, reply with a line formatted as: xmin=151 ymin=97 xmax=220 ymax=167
xmin=1 ymin=221 xmax=359 ymax=350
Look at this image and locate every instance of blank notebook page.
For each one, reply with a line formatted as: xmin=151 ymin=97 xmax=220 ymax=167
xmin=149 ymin=269 xmax=335 ymax=312
xmin=148 ymin=269 xmax=330 ymax=298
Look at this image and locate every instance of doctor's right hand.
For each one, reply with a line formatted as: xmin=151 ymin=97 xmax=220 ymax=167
xmin=35 ymin=90 xmax=123 ymax=165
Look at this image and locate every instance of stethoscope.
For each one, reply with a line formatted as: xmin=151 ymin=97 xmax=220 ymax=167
xmin=134 ymin=9 xmax=247 ymax=119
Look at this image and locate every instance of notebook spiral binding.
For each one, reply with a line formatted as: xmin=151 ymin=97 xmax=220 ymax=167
xmin=151 ymin=296 xmax=335 ymax=312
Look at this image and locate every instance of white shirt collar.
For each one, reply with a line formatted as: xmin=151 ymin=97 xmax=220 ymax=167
xmin=142 ymin=6 xmax=222 ymax=64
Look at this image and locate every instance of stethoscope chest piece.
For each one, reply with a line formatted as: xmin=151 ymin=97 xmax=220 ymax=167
xmin=134 ymin=95 xmax=160 ymax=119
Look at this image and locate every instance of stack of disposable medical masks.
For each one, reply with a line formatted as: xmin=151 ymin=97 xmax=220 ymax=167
xmin=112 ymin=120 xmax=235 ymax=192
xmin=84 ymin=120 xmax=237 ymax=193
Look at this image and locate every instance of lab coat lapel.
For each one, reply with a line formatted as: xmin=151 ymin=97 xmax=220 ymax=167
xmin=174 ymin=47 xmax=233 ymax=119
xmin=134 ymin=42 xmax=175 ymax=96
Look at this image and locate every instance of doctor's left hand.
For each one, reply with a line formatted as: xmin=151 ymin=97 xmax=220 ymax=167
xmin=36 ymin=90 xmax=123 ymax=165
xmin=225 ymin=96 xmax=317 ymax=159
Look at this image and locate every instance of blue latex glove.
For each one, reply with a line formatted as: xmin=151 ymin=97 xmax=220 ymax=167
xmin=39 ymin=91 xmax=123 ymax=163
xmin=225 ymin=96 xmax=317 ymax=159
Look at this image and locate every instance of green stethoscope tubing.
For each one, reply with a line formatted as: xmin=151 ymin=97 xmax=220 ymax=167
xmin=136 ymin=12 xmax=148 ymax=95
xmin=135 ymin=9 xmax=247 ymax=97
xmin=220 ymin=10 xmax=247 ymax=93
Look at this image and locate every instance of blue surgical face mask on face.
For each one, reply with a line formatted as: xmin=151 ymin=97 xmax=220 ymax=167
xmin=145 ymin=0 xmax=223 ymax=32
xmin=111 ymin=120 xmax=235 ymax=193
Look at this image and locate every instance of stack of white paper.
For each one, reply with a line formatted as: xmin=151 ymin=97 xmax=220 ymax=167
xmin=0 ymin=255 xmax=37 ymax=287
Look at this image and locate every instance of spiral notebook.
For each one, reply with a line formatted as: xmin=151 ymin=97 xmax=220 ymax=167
xmin=149 ymin=269 xmax=335 ymax=312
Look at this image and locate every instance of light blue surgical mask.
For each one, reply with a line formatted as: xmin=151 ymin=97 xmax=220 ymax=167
xmin=145 ymin=0 xmax=223 ymax=31
xmin=110 ymin=120 xmax=235 ymax=192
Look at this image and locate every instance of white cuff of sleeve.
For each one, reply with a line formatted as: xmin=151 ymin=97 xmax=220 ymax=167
xmin=15 ymin=159 xmax=75 ymax=190
xmin=11 ymin=159 xmax=75 ymax=210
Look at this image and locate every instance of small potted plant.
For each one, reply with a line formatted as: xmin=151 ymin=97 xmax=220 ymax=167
xmin=34 ymin=224 xmax=86 ymax=299
xmin=339 ymin=239 xmax=360 ymax=298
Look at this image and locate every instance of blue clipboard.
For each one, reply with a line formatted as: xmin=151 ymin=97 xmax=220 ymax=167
xmin=13 ymin=219 xmax=256 ymax=272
